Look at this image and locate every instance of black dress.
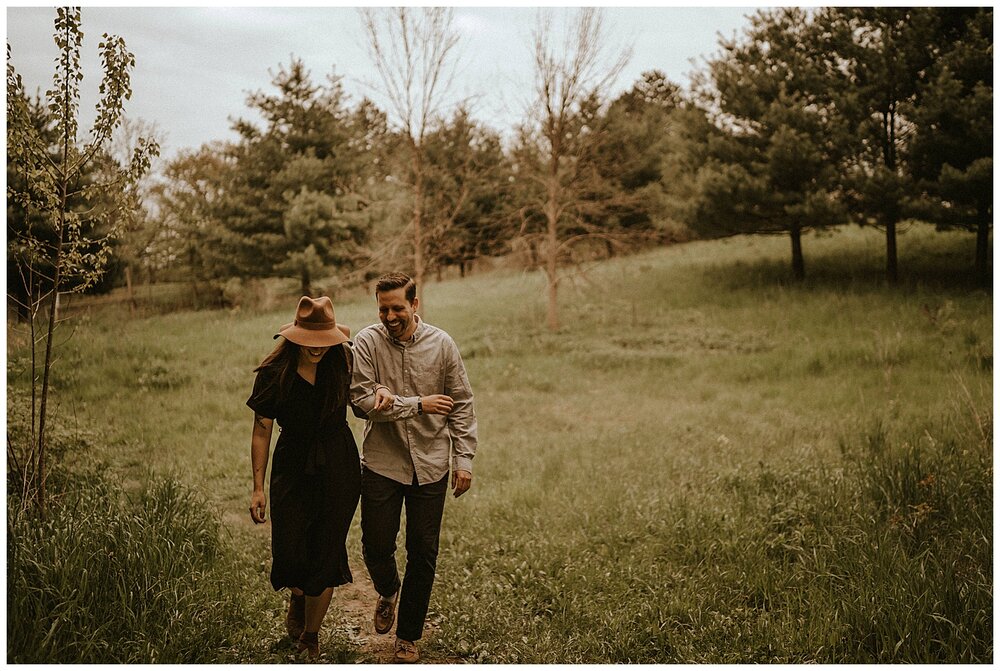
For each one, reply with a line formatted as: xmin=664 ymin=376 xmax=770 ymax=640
xmin=246 ymin=347 xmax=361 ymax=596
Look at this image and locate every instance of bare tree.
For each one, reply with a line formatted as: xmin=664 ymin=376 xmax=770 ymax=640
xmin=360 ymin=7 xmax=462 ymax=310
xmin=518 ymin=9 xmax=631 ymax=331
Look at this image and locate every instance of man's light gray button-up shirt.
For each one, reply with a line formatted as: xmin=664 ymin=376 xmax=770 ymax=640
xmin=350 ymin=317 xmax=478 ymax=486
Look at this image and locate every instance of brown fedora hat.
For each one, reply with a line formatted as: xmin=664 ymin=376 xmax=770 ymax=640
xmin=275 ymin=296 xmax=350 ymax=347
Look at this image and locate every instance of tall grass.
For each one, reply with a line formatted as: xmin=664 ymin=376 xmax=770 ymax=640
xmin=5 ymin=402 xmax=357 ymax=663
xmin=426 ymin=403 xmax=991 ymax=663
xmin=6 ymin=224 xmax=991 ymax=662
xmin=8 ymin=473 xmax=235 ymax=663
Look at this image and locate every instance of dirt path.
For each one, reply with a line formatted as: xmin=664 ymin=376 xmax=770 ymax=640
xmin=327 ymin=577 xmax=458 ymax=664
xmin=296 ymin=552 xmax=464 ymax=664
xmin=230 ymin=512 xmax=461 ymax=664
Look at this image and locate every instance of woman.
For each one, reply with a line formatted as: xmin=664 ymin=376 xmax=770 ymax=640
xmin=247 ymin=295 xmax=371 ymax=659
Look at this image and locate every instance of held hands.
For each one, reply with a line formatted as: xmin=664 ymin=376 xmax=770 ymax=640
xmin=420 ymin=394 xmax=454 ymax=415
xmin=373 ymin=386 xmax=395 ymax=412
xmin=249 ymin=490 xmax=267 ymax=524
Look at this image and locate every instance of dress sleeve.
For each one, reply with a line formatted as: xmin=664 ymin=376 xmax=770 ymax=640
xmin=343 ymin=341 xmax=354 ymax=376
xmin=246 ymin=366 xmax=280 ymax=419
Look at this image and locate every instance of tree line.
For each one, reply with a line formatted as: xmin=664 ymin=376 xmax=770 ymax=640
xmin=690 ymin=7 xmax=992 ymax=287
xmin=9 ymin=7 xmax=993 ymax=324
xmin=3 ymin=7 xmax=992 ymax=511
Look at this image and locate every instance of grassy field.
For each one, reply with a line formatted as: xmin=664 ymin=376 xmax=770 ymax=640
xmin=7 ymin=224 xmax=993 ymax=662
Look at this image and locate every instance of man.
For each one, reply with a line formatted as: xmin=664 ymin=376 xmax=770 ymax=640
xmin=350 ymin=272 xmax=478 ymax=664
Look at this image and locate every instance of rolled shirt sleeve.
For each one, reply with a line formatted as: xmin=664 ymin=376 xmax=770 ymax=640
xmin=349 ymin=331 xmax=420 ymax=422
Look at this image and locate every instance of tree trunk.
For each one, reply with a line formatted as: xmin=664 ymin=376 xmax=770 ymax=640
xmin=975 ymin=205 xmax=991 ymax=290
xmin=545 ymin=137 xmax=562 ymax=331
xmin=545 ymin=205 xmax=560 ymax=331
xmin=459 ymin=261 xmax=466 ymax=278
xmin=28 ymin=292 xmax=38 ymax=502
xmin=36 ymin=221 xmax=66 ymax=516
xmin=125 ymin=264 xmax=136 ymax=316
xmin=790 ymin=224 xmax=805 ymax=281
xmin=528 ymin=242 xmax=539 ymax=268
xmin=37 ymin=54 xmax=76 ymax=513
xmin=408 ymin=139 xmax=427 ymax=316
xmin=413 ymin=210 xmax=424 ymax=311
xmin=886 ymin=219 xmax=898 ymax=285
xmin=301 ymin=269 xmax=312 ymax=298
xmin=546 ymin=268 xmax=559 ymax=332
xmin=188 ymin=246 xmax=201 ymax=307
xmin=881 ymin=105 xmax=900 ymax=287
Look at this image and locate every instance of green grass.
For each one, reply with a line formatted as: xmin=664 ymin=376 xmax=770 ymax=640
xmin=8 ymin=474 xmax=232 ymax=663
xmin=6 ymin=223 xmax=992 ymax=662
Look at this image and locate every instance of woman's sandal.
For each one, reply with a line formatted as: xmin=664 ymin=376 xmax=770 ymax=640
xmin=296 ymin=631 xmax=319 ymax=660
xmin=286 ymin=593 xmax=306 ymax=640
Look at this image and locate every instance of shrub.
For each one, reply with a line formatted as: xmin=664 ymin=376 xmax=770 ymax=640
xmin=7 ymin=474 xmax=245 ymax=663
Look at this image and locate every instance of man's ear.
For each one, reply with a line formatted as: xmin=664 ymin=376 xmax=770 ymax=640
xmin=411 ymin=296 xmax=420 ymax=314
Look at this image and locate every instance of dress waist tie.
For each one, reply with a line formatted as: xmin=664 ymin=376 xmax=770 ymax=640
xmin=283 ymin=422 xmax=350 ymax=475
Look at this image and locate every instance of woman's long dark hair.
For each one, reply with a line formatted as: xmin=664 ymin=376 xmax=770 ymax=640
xmin=254 ymin=339 xmax=350 ymax=417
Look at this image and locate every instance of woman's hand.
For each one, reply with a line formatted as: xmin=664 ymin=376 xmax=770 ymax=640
xmin=249 ymin=489 xmax=267 ymax=524
xmin=374 ymin=386 xmax=395 ymax=411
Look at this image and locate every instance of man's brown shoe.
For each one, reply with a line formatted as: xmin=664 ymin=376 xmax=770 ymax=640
xmin=394 ymin=637 xmax=419 ymax=663
xmin=374 ymin=591 xmax=398 ymax=634
xmin=286 ymin=593 xmax=305 ymax=640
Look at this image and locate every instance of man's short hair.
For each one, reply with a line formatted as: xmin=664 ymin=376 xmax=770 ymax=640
xmin=375 ymin=272 xmax=416 ymax=303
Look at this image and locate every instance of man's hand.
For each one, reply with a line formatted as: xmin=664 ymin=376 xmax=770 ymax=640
xmin=373 ymin=386 xmax=395 ymax=411
xmin=249 ymin=490 xmax=267 ymax=524
xmin=420 ymin=394 xmax=454 ymax=415
xmin=451 ymin=469 xmax=472 ymax=498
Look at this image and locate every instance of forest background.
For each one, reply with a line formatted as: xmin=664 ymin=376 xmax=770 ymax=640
xmin=6 ymin=6 xmax=993 ymax=664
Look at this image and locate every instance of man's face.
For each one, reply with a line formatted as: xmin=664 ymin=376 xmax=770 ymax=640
xmin=377 ymin=287 xmax=418 ymax=340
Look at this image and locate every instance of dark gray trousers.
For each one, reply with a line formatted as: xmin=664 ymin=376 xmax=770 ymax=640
xmin=361 ymin=467 xmax=448 ymax=642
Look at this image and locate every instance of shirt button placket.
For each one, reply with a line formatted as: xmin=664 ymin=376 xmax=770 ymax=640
xmin=402 ymin=345 xmax=416 ymax=480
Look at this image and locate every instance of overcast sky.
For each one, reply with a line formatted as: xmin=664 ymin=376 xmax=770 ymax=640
xmin=6 ymin=5 xmax=760 ymax=159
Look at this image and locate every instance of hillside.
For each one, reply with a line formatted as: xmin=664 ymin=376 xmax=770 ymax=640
xmin=7 ymin=224 xmax=992 ymax=663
